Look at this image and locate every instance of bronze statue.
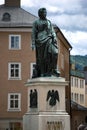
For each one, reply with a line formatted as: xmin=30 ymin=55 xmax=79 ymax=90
xmin=46 ymin=90 xmax=59 ymax=106
xmin=30 ymin=89 xmax=38 ymax=108
xmin=32 ymin=8 xmax=60 ymax=77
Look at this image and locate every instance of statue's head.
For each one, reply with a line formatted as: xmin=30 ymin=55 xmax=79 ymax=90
xmin=38 ymin=8 xmax=47 ymax=19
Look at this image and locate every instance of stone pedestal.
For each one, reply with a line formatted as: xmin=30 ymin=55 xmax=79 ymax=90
xmin=23 ymin=77 xmax=70 ymax=130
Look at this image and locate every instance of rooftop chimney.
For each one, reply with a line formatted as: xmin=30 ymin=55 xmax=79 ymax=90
xmin=5 ymin=0 xmax=21 ymax=7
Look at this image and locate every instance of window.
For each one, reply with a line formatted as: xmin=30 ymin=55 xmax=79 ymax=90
xmin=80 ymin=94 xmax=84 ymax=104
xmin=71 ymin=93 xmax=73 ymax=100
xmin=74 ymin=93 xmax=79 ymax=102
xmin=80 ymin=79 xmax=84 ymax=88
xmin=9 ymin=35 xmax=21 ymax=50
xmin=76 ymin=78 xmax=78 ymax=87
xmin=9 ymin=122 xmax=22 ymax=130
xmin=85 ymin=87 xmax=87 ymax=94
xmin=8 ymin=63 xmax=21 ymax=80
xmin=74 ymin=93 xmax=76 ymax=101
xmin=74 ymin=77 xmax=78 ymax=87
xmin=2 ymin=12 xmax=11 ymax=21
xmin=30 ymin=63 xmax=36 ymax=78
xmin=76 ymin=93 xmax=78 ymax=102
xmin=8 ymin=93 xmax=21 ymax=111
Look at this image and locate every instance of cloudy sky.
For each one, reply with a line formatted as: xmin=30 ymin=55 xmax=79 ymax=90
xmin=0 ymin=0 xmax=87 ymax=55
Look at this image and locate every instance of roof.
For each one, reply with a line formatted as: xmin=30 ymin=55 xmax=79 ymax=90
xmin=71 ymin=100 xmax=87 ymax=111
xmin=53 ymin=24 xmax=72 ymax=49
xmin=0 ymin=4 xmax=72 ymax=49
xmin=70 ymin=70 xmax=85 ymax=78
xmin=0 ymin=4 xmax=37 ymax=28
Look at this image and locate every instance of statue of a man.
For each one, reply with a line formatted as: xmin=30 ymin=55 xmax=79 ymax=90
xmin=32 ymin=8 xmax=60 ymax=77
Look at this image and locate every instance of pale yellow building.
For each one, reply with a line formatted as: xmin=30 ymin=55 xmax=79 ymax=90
xmin=71 ymin=74 xmax=85 ymax=107
xmin=70 ymin=64 xmax=87 ymax=130
xmin=84 ymin=67 xmax=87 ymax=107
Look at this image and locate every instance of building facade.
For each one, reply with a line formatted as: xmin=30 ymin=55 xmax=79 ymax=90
xmin=84 ymin=66 xmax=87 ymax=106
xmin=71 ymin=63 xmax=86 ymax=107
xmin=0 ymin=0 xmax=72 ymax=129
xmin=70 ymin=63 xmax=87 ymax=130
xmin=71 ymin=75 xmax=85 ymax=106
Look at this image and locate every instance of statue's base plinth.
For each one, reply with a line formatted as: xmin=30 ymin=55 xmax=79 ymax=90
xmin=23 ymin=77 xmax=70 ymax=130
xmin=23 ymin=111 xmax=70 ymax=130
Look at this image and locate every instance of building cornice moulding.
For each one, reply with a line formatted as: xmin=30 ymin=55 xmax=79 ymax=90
xmin=0 ymin=28 xmax=32 ymax=32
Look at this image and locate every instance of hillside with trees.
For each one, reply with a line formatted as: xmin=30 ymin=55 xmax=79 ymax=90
xmin=70 ymin=55 xmax=87 ymax=70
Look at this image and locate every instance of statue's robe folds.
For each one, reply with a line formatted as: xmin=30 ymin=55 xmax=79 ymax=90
xmin=32 ymin=19 xmax=58 ymax=77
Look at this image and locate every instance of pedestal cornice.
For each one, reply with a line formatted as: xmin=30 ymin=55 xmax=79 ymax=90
xmin=25 ymin=77 xmax=69 ymax=86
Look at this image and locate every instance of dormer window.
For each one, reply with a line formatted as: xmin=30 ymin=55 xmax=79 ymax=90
xmin=2 ymin=12 xmax=11 ymax=21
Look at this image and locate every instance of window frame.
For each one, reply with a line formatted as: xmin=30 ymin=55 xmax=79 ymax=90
xmin=8 ymin=93 xmax=21 ymax=111
xmin=9 ymin=35 xmax=21 ymax=50
xmin=30 ymin=62 xmax=36 ymax=78
xmin=8 ymin=62 xmax=21 ymax=80
xmin=2 ymin=12 xmax=11 ymax=21
xmin=80 ymin=94 xmax=84 ymax=104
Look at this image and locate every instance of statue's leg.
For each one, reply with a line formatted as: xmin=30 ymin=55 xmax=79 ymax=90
xmin=37 ymin=45 xmax=46 ymax=77
xmin=52 ymin=53 xmax=60 ymax=77
xmin=46 ymin=53 xmax=53 ymax=76
xmin=52 ymin=54 xmax=58 ymax=70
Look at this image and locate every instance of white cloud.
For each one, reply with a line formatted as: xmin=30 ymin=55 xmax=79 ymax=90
xmin=62 ymin=30 xmax=87 ymax=45
xmin=48 ymin=14 xmax=87 ymax=32
xmin=44 ymin=5 xmax=60 ymax=13
xmin=0 ymin=0 xmax=4 ymax=4
xmin=62 ymin=30 xmax=87 ymax=55
xmin=21 ymin=0 xmax=34 ymax=7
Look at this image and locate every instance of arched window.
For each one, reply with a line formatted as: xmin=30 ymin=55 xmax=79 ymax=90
xmin=2 ymin=12 xmax=11 ymax=21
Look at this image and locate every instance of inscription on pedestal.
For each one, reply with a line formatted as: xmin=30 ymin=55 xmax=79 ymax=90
xmin=47 ymin=121 xmax=63 ymax=130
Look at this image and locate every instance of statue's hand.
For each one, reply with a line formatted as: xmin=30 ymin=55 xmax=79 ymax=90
xmin=53 ymin=39 xmax=58 ymax=48
xmin=54 ymin=39 xmax=57 ymax=44
xmin=52 ymin=36 xmax=57 ymax=44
